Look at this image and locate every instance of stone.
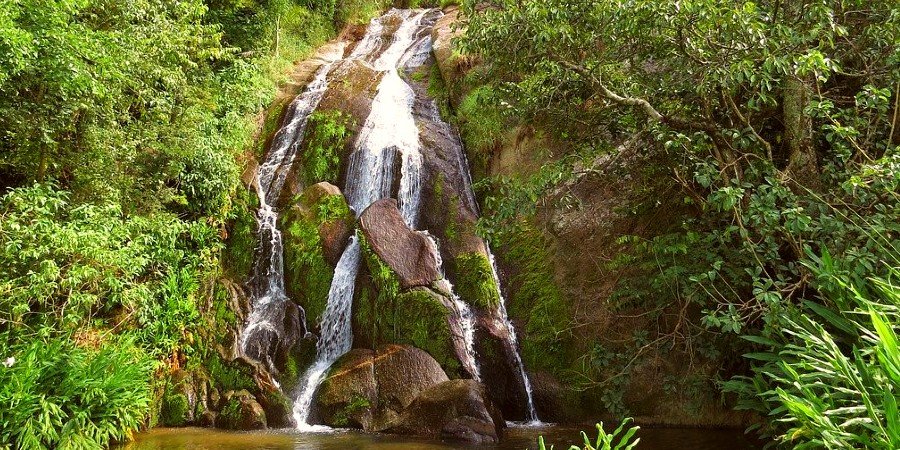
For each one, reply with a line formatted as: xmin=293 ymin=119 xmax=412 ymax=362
xmin=389 ymin=379 xmax=504 ymax=444
xmin=359 ymin=199 xmax=441 ymax=289
xmin=217 ymin=390 xmax=267 ymax=431
xmin=315 ymin=344 xmax=450 ymax=431
xmin=315 ymin=349 xmax=377 ymax=429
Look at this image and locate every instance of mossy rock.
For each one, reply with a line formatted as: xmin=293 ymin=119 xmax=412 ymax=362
xmin=160 ymin=391 xmax=191 ymax=427
xmin=453 ymin=252 xmax=500 ymax=309
xmin=356 ymin=233 xmax=463 ymax=378
xmin=281 ymin=187 xmax=353 ymax=325
xmin=217 ymin=390 xmax=267 ymax=430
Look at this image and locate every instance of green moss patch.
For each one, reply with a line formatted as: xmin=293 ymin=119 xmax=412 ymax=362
xmin=454 ymin=252 xmax=500 ymax=309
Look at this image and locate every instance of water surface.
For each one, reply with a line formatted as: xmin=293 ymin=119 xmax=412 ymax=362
xmin=122 ymin=425 xmax=761 ymax=450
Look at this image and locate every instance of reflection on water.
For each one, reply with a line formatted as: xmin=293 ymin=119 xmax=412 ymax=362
xmin=120 ymin=425 xmax=762 ymax=450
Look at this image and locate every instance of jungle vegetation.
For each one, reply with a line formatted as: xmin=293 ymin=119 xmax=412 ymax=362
xmin=0 ymin=0 xmax=897 ymax=448
xmin=458 ymin=0 xmax=899 ymax=448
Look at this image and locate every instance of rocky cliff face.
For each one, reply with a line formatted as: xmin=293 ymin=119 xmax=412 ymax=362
xmin=430 ymin=6 xmax=752 ymax=427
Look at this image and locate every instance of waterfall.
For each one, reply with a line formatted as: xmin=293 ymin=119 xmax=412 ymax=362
xmin=427 ymin=235 xmax=482 ymax=382
xmin=244 ymin=6 xmax=540 ymax=429
xmin=291 ymin=8 xmax=447 ymax=429
xmin=240 ymin=62 xmax=333 ymax=369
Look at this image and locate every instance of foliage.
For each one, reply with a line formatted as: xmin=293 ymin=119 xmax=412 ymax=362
xmin=539 ymin=418 xmax=640 ymax=450
xmin=458 ymin=0 xmax=900 ymax=439
xmin=723 ymin=263 xmax=900 ymax=449
xmin=302 ymin=110 xmax=355 ymax=185
xmin=0 ymin=337 xmax=152 ymax=450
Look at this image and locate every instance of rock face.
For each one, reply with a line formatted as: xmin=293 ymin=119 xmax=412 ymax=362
xmin=315 ymin=344 xmax=450 ymax=430
xmin=389 ymin=379 xmax=504 ymax=444
xmin=359 ymin=199 xmax=441 ymax=289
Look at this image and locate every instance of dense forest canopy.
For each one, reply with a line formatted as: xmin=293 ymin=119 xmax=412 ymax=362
xmin=0 ymin=0 xmax=898 ymax=448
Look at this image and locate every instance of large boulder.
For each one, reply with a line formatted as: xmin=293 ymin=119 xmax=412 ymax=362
xmin=315 ymin=344 xmax=450 ymax=430
xmin=359 ymin=199 xmax=441 ymax=289
xmin=315 ymin=349 xmax=377 ymax=429
xmin=389 ymin=379 xmax=504 ymax=444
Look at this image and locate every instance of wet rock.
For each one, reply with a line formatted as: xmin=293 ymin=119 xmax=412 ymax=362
xmin=281 ymin=182 xmax=354 ymax=328
xmin=359 ymin=199 xmax=441 ymax=289
xmin=316 ymin=344 xmax=450 ymax=430
xmin=371 ymin=344 xmax=450 ymax=429
xmin=217 ymin=390 xmax=267 ymax=430
xmin=315 ymin=349 xmax=377 ymax=429
xmin=257 ymin=387 xmax=294 ymax=428
xmin=389 ymin=379 xmax=504 ymax=443
xmin=473 ymin=323 xmax=531 ymax=421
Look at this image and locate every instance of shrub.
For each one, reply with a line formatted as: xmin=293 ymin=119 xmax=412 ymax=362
xmin=0 ymin=338 xmax=152 ymax=450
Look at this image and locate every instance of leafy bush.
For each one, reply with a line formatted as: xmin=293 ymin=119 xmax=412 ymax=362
xmin=724 ymin=264 xmax=900 ymax=449
xmin=0 ymin=338 xmax=152 ymax=450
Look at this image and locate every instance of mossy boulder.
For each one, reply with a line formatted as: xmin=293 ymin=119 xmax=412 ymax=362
xmin=281 ymin=183 xmax=354 ymax=326
xmin=315 ymin=349 xmax=377 ymax=429
xmin=355 ymin=234 xmax=465 ymax=378
xmin=315 ymin=345 xmax=450 ymax=431
xmin=388 ymin=379 xmax=504 ymax=444
xmin=217 ymin=390 xmax=267 ymax=430
xmin=159 ymin=369 xmax=209 ymax=427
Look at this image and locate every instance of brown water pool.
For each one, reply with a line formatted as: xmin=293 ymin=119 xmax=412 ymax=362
xmin=121 ymin=424 xmax=762 ymax=450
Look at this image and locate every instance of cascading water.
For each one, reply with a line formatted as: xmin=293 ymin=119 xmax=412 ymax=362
xmin=240 ymin=63 xmax=333 ymax=370
xmin=291 ymin=8 xmax=448 ymax=429
xmin=488 ymin=249 xmax=541 ymax=424
xmin=427 ymin=235 xmax=481 ymax=382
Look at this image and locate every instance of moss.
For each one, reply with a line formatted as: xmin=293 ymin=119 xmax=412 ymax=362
xmin=499 ymin=222 xmax=573 ymax=376
xmin=223 ymin=186 xmax=258 ymax=280
xmin=218 ymin=397 xmax=244 ymax=428
xmin=332 ymin=394 xmax=371 ymax=427
xmin=161 ymin=391 xmax=190 ymax=427
xmin=206 ymin=353 xmax=256 ymax=393
xmin=301 ymin=110 xmax=355 ymax=185
xmin=454 ymin=252 xmax=500 ymax=309
xmin=281 ymin=193 xmax=352 ymax=324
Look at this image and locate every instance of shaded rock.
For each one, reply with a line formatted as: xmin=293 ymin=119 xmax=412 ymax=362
xmin=316 ymin=344 xmax=450 ymax=431
xmin=389 ymin=379 xmax=504 ymax=444
xmin=359 ymin=199 xmax=441 ymax=289
xmin=371 ymin=344 xmax=450 ymax=429
xmin=257 ymin=387 xmax=294 ymax=428
xmin=315 ymin=349 xmax=377 ymax=429
xmin=217 ymin=390 xmax=267 ymax=430
xmin=473 ymin=322 xmax=531 ymax=421
xmin=198 ymin=410 xmax=217 ymax=428
xmin=530 ymin=370 xmax=578 ymax=423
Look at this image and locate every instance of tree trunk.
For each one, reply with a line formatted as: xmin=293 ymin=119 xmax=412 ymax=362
xmin=782 ymin=74 xmax=819 ymax=190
